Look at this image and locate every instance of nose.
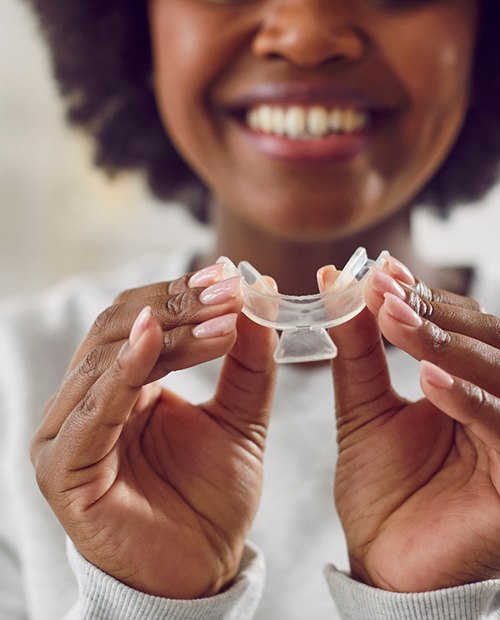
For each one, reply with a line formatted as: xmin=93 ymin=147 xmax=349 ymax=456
xmin=252 ymin=0 xmax=367 ymax=68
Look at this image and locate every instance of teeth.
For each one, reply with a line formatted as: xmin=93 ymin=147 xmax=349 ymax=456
xmin=284 ymin=106 xmax=306 ymax=138
xmin=246 ymin=105 xmax=369 ymax=138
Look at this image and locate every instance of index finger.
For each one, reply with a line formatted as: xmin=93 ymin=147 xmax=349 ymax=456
xmin=366 ymin=266 xmax=497 ymax=348
xmin=114 ymin=262 xmax=225 ymax=304
xmin=377 ymin=255 xmax=482 ymax=311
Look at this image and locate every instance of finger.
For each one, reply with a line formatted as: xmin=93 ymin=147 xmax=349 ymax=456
xmin=378 ymin=293 xmax=500 ymax=397
xmin=317 ymin=266 xmax=401 ymax=438
xmin=207 ymin=313 xmax=278 ymax=446
xmin=70 ymin=275 xmax=243 ymax=370
xmin=366 ymin=268 xmax=499 ymax=347
xmin=420 ymin=360 xmax=500 ymax=454
xmin=32 ymin=307 xmax=164 ymax=474
xmin=39 ymin=309 xmax=241 ymax=445
xmin=113 ymin=262 xmax=225 ymax=303
xmin=367 ymin=255 xmax=482 ymax=314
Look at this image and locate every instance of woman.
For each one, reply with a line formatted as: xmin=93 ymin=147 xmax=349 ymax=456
xmin=2 ymin=0 xmax=500 ymax=618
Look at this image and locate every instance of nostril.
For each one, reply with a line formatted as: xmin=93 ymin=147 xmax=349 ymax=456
xmin=253 ymin=20 xmax=367 ymax=68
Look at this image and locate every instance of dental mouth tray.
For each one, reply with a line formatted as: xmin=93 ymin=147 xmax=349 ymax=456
xmin=218 ymin=247 xmax=388 ymax=364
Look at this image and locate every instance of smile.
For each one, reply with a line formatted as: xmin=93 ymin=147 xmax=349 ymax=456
xmin=246 ymin=105 xmax=369 ymax=139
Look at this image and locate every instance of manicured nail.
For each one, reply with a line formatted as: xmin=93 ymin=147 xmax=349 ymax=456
xmin=188 ymin=263 xmax=224 ymax=288
xmin=129 ymin=306 xmax=152 ymax=345
xmin=420 ymin=360 xmax=454 ymax=389
xmin=371 ymin=268 xmax=406 ymax=300
xmin=199 ymin=276 xmax=242 ymax=305
xmin=383 ymin=293 xmax=422 ymax=327
xmin=387 ymin=256 xmax=416 ymax=286
xmin=192 ymin=313 xmax=238 ymax=339
xmin=317 ymin=265 xmax=337 ymax=291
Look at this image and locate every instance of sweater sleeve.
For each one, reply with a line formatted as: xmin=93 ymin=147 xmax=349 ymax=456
xmin=64 ymin=538 xmax=265 ymax=620
xmin=324 ymin=564 xmax=500 ymax=619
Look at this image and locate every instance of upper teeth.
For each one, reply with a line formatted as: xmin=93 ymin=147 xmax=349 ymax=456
xmin=246 ymin=105 xmax=369 ymax=139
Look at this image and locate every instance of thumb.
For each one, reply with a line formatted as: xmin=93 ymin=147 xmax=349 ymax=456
xmin=318 ymin=266 xmax=399 ymax=434
xmin=209 ymin=313 xmax=278 ymax=439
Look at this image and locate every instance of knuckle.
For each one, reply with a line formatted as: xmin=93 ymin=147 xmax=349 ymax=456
xmin=406 ymin=290 xmax=434 ymax=320
xmin=71 ymin=391 xmax=99 ymax=429
xmin=78 ymin=346 xmax=107 ymax=381
xmin=484 ymin=313 xmax=500 ymax=349
xmin=413 ymin=279 xmax=433 ymax=301
xmin=31 ymin=444 xmax=55 ymax=497
xmin=79 ymin=389 xmax=98 ymax=419
xmin=34 ymin=459 xmax=51 ymax=496
xmin=165 ymin=289 xmax=198 ymax=323
xmin=427 ymin=322 xmax=452 ymax=350
xmin=465 ymin=383 xmax=489 ymax=415
xmin=162 ymin=327 xmax=183 ymax=356
xmin=468 ymin=297 xmax=483 ymax=312
xmin=89 ymin=305 xmax=120 ymax=339
xmin=167 ymin=274 xmax=191 ymax=295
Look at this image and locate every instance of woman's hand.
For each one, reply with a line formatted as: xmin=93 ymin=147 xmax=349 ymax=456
xmin=322 ymin=257 xmax=500 ymax=592
xmin=31 ymin=264 xmax=277 ymax=599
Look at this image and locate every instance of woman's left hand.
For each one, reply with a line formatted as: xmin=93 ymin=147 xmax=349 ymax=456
xmin=324 ymin=257 xmax=500 ymax=592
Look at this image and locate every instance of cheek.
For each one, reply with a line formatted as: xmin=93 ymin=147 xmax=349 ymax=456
xmin=376 ymin=10 xmax=476 ymax=206
xmin=149 ymin=3 xmax=218 ymax=169
xmin=395 ymin=11 xmax=476 ymax=133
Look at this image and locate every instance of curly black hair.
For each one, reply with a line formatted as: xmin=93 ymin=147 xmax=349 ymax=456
xmin=25 ymin=0 xmax=500 ymax=221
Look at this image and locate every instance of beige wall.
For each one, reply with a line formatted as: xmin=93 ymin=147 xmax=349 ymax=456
xmin=1 ymin=0 xmax=498 ymax=299
xmin=1 ymin=0 xmax=211 ymax=298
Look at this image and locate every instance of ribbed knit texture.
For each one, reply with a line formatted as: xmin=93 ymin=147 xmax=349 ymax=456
xmin=325 ymin=565 xmax=500 ymax=619
xmin=66 ymin=539 xmax=265 ymax=619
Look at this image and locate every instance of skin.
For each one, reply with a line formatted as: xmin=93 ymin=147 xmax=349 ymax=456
xmin=149 ymin=0 xmax=477 ymax=291
xmin=31 ymin=0 xmax=500 ymax=601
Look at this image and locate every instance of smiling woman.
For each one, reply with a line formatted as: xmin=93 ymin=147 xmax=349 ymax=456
xmin=3 ymin=0 xmax=500 ymax=619
xmin=149 ymin=0 xmax=478 ymax=242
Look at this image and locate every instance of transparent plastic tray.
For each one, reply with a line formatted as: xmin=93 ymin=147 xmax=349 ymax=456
xmin=218 ymin=247 xmax=388 ymax=363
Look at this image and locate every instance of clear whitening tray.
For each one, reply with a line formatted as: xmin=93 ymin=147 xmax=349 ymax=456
xmin=218 ymin=247 xmax=388 ymax=364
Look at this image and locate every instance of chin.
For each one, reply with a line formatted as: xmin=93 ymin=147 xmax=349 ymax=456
xmin=246 ymin=203 xmax=373 ymax=243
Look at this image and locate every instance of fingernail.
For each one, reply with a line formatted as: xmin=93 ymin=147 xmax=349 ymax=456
xmin=420 ymin=360 xmax=454 ymax=389
xmin=370 ymin=268 xmax=407 ymax=300
xmin=387 ymin=256 xmax=416 ymax=286
xmin=317 ymin=265 xmax=337 ymax=292
xmin=199 ymin=276 xmax=242 ymax=305
xmin=188 ymin=263 xmax=224 ymax=288
xmin=130 ymin=306 xmax=152 ymax=345
xmin=192 ymin=313 xmax=238 ymax=339
xmin=383 ymin=293 xmax=422 ymax=327
xmin=262 ymin=275 xmax=279 ymax=292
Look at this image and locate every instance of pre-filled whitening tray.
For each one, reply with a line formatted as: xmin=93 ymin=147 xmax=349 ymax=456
xmin=218 ymin=247 xmax=388 ymax=364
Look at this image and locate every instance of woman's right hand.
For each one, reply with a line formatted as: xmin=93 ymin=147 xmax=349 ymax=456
xmin=30 ymin=264 xmax=277 ymax=599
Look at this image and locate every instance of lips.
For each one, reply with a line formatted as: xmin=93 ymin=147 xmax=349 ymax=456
xmin=221 ymin=81 xmax=394 ymax=164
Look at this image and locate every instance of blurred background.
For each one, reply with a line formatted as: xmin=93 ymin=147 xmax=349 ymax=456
xmin=1 ymin=0 xmax=499 ymax=299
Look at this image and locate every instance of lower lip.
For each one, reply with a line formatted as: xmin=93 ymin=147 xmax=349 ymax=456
xmin=238 ymin=122 xmax=373 ymax=165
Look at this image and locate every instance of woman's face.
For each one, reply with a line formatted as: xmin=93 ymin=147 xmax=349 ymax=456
xmin=148 ymin=0 xmax=478 ymax=241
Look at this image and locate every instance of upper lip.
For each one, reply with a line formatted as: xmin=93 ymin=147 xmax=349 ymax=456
xmin=221 ymin=81 xmax=397 ymax=113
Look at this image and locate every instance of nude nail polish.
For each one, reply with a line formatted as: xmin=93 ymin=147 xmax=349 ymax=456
xmin=371 ymin=268 xmax=407 ymax=300
xmin=383 ymin=292 xmax=422 ymax=327
xmin=188 ymin=263 xmax=224 ymax=288
xmin=420 ymin=360 xmax=454 ymax=389
xmin=387 ymin=256 xmax=416 ymax=286
xmin=192 ymin=313 xmax=238 ymax=338
xmin=199 ymin=276 xmax=242 ymax=304
xmin=130 ymin=306 xmax=152 ymax=345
